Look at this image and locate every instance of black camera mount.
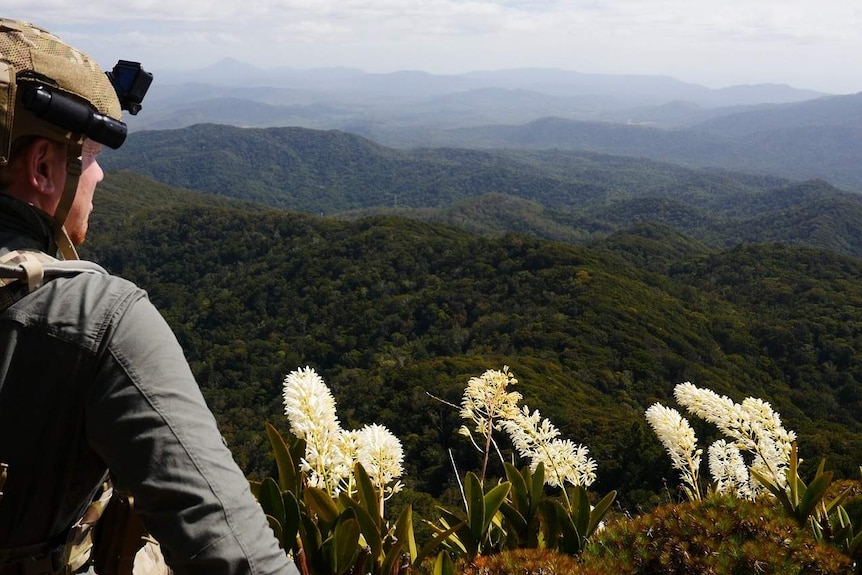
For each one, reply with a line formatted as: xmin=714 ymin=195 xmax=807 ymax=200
xmin=20 ymin=60 xmax=152 ymax=150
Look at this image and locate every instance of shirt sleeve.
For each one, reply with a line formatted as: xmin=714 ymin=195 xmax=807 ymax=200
xmin=84 ymin=289 xmax=297 ymax=575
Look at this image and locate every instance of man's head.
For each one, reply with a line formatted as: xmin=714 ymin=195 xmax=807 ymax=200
xmin=0 ymin=18 xmax=148 ymax=255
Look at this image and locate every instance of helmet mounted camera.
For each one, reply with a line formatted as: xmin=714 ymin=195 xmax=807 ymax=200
xmin=20 ymin=60 xmax=152 ymax=150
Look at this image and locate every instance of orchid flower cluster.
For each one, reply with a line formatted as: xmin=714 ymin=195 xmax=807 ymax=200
xmin=459 ymin=366 xmax=597 ymax=489
xmin=644 ymin=402 xmax=702 ymax=501
xmin=646 ymin=381 xmax=797 ymax=501
xmin=282 ymin=366 xmax=404 ymax=503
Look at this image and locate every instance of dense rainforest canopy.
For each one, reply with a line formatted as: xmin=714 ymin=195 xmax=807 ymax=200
xmin=84 ymin=175 xmax=862 ymax=512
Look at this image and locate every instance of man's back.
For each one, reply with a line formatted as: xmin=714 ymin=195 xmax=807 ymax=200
xmin=0 ymin=269 xmax=134 ymax=544
xmin=0 ymin=250 xmax=294 ymax=573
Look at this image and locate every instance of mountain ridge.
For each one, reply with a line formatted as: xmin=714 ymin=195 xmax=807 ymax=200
xmin=100 ymin=124 xmax=862 ymax=258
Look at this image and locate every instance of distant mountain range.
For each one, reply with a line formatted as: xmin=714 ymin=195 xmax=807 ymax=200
xmin=406 ymin=93 xmax=862 ymax=191
xmin=100 ymin=123 xmax=862 ymax=258
xmin=151 ymin=60 xmax=828 ymax=106
xmin=127 ymin=61 xmax=862 ymax=191
xmin=132 ymin=60 xmax=830 ymax=134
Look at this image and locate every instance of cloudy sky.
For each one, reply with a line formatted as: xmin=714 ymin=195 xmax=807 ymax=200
xmin=10 ymin=1 xmax=862 ymax=94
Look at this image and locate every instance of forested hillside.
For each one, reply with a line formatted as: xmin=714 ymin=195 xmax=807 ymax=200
xmin=84 ymin=184 xmax=862 ymax=511
xmin=101 ymin=125 xmax=862 ymax=257
xmin=415 ymin=112 xmax=862 ymax=191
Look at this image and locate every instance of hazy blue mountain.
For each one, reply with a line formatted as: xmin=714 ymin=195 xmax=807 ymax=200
xmin=692 ymin=92 xmax=862 ymax=137
xmin=131 ymin=62 xmax=829 ymax=136
xmin=395 ymin=111 xmax=862 ymax=191
xmin=123 ymin=63 xmax=860 ymax=191
xmin=457 ymin=69 xmax=825 ymax=106
xmin=156 ymin=61 xmax=826 ymax=103
xmin=134 ymin=97 xmax=367 ymax=131
xmin=100 ymin=124 xmax=862 ymax=257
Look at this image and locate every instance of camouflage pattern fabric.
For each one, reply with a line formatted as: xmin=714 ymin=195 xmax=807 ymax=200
xmin=0 ymin=18 xmax=121 ymax=165
xmin=0 ymin=249 xmax=55 ymax=309
xmin=132 ymin=541 xmax=171 ymax=575
xmin=67 ymin=482 xmax=113 ymax=573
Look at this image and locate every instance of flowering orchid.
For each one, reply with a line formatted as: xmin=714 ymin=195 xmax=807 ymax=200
xmin=674 ymin=381 xmax=795 ymax=492
xmin=460 ymin=365 xmax=522 ymax=481
xmin=501 ymin=406 xmax=597 ymax=489
xmin=645 ymin=403 xmax=702 ymax=500
xmin=282 ymin=366 xmax=404 ymax=498
xmin=646 ymin=381 xmax=798 ymax=502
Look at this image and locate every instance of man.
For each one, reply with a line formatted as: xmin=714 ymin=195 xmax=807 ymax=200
xmin=0 ymin=18 xmax=296 ymax=575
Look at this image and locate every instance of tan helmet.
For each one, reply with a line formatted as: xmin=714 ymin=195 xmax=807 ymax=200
xmin=0 ymin=18 xmax=150 ymax=258
xmin=0 ymin=18 xmax=123 ymax=165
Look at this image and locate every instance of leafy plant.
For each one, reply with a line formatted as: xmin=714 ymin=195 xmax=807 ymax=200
xmin=540 ymin=486 xmax=616 ymax=554
xmin=497 ymin=461 xmax=617 ymax=555
xmin=813 ymin=467 xmax=862 ymax=569
xmin=750 ymin=443 xmax=836 ymax=528
xmin=251 ymin=423 xmax=305 ymax=556
xmin=253 ymin=422 xmax=445 ymax=575
xmin=427 ymin=471 xmax=510 ymax=560
xmin=497 ymin=462 xmax=547 ymax=549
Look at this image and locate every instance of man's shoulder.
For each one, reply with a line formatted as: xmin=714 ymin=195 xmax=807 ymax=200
xmin=3 ymin=264 xmax=150 ymax=351
xmin=41 ymin=266 xmax=146 ymax=312
xmin=55 ymin=266 xmax=141 ymax=294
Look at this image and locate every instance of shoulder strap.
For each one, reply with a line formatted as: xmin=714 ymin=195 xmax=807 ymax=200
xmin=0 ymin=250 xmax=108 ymax=311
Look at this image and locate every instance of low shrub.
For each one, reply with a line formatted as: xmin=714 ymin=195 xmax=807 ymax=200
xmin=580 ymin=495 xmax=854 ymax=574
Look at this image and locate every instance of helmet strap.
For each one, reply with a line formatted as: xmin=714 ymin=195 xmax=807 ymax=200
xmin=51 ymin=143 xmax=82 ymax=260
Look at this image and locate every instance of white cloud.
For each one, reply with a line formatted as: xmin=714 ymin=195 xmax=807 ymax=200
xmin=7 ymin=0 xmax=861 ymax=92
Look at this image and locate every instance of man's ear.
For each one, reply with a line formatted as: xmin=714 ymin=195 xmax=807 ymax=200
xmin=24 ymin=138 xmax=66 ymax=196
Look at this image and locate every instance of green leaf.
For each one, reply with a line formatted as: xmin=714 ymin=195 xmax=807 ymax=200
xmin=824 ymin=487 xmax=852 ymax=517
xmin=435 ymin=508 xmax=477 ymax=557
xmin=416 ymin=520 xmax=464 ymax=564
xmin=538 ymin=499 xmax=562 ymax=549
xmin=465 ymin=472 xmax=485 ymax=544
xmin=259 ymin=477 xmax=286 ymax=527
xmin=282 ymin=491 xmax=301 ymax=550
xmin=482 ymin=482 xmax=511 ymax=537
xmin=499 ymin=501 xmax=527 ymax=533
xmin=339 ymin=493 xmax=383 ymax=561
xmin=557 ymin=502 xmax=582 ymax=554
xmin=354 ymin=462 xmax=382 ymax=529
xmin=249 ymin=480 xmax=261 ymax=499
xmin=832 ymin=506 xmax=854 ymax=550
xmin=798 ymin=470 xmax=833 ymax=522
xmin=750 ymin=467 xmax=794 ymax=516
xmin=788 ymin=442 xmax=800 ymax=508
xmin=529 ymin=462 xmax=546 ymax=511
xmin=394 ymin=504 xmax=418 ymax=564
xmin=298 ymin=513 xmax=324 ymax=573
xmin=305 ymin=486 xmax=340 ymax=528
xmin=848 ymin=530 xmax=862 ymax=556
xmin=587 ymin=490 xmax=617 ymax=536
xmin=574 ymin=486 xmax=590 ymax=541
xmin=381 ymin=540 xmax=404 ymax=575
xmin=265 ymin=514 xmax=284 ymax=545
xmin=332 ymin=518 xmax=361 ymax=575
xmin=504 ymin=463 xmax=529 ymax=514
xmin=265 ymin=422 xmax=300 ymax=493
xmin=432 ymin=551 xmax=455 ymax=575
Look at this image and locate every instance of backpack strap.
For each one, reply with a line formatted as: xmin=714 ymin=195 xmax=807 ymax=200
xmin=0 ymin=250 xmax=108 ymax=311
